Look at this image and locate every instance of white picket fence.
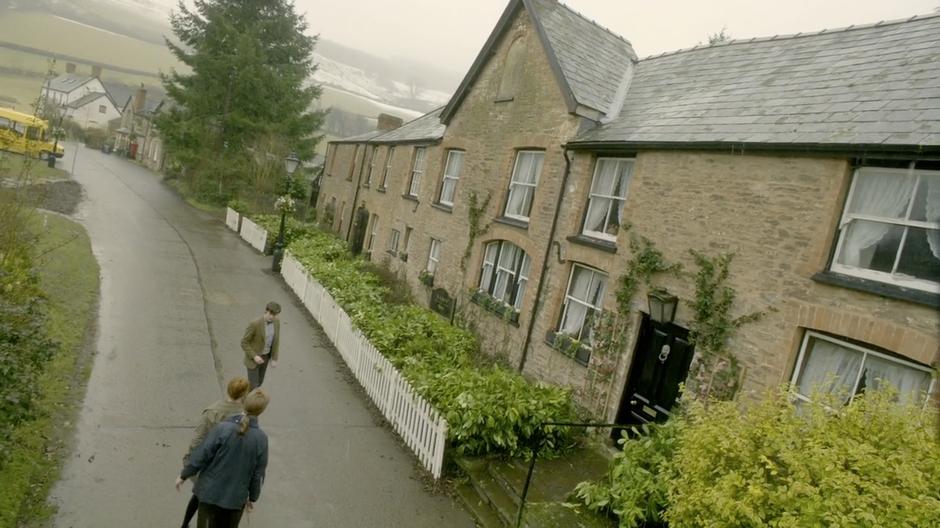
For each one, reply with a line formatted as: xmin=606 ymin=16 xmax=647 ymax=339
xmin=225 ymin=207 xmax=240 ymax=232
xmin=280 ymin=253 xmax=449 ymax=478
xmin=239 ymin=217 xmax=268 ymax=253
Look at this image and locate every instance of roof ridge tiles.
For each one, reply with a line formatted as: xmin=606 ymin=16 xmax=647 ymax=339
xmin=639 ymin=10 xmax=940 ymax=62
xmin=547 ymin=0 xmax=634 ymax=47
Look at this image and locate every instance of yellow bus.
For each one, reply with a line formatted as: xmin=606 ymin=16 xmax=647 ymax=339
xmin=0 ymin=107 xmax=65 ymax=159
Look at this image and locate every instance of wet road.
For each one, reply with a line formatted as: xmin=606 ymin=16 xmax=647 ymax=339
xmin=49 ymin=144 xmax=473 ymax=527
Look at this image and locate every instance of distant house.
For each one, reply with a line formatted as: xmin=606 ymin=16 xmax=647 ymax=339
xmin=41 ymin=63 xmax=107 ymax=109
xmin=114 ymin=85 xmax=166 ymax=171
xmin=62 ymin=92 xmax=120 ymax=129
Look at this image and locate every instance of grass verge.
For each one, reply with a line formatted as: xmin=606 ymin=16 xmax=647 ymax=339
xmin=0 ymin=212 xmax=99 ymax=527
xmin=0 ymin=153 xmax=69 ymax=183
xmin=163 ymin=177 xmax=226 ymax=219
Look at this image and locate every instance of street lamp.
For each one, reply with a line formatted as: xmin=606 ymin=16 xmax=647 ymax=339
xmin=647 ymin=288 xmax=679 ymax=325
xmin=272 ymin=152 xmax=301 ymax=272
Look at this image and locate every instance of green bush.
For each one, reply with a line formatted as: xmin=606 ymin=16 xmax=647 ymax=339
xmin=252 ymin=214 xmax=315 ymax=254
xmin=0 ymin=237 xmax=59 ymax=470
xmin=666 ymin=389 xmax=940 ymax=527
xmin=575 ymin=421 xmax=677 ymax=527
xmin=288 ymin=230 xmax=578 ymax=458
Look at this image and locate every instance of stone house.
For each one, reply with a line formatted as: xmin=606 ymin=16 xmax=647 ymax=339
xmin=114 ymin=85 xmax=166 ymax=171
xmin=317 ymin=0 xmax=940 ymax=425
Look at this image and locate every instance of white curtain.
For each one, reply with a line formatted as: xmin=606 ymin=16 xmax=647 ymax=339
xmin=478 ymin=243 xmax=497 ymax=290
xmin=797 ymin=338 xmax=862 ymax=401
xmin=863 ymin=355 xmax=932 ymax=405
xmin=584 ymin=198 xmax=610 ymax=233
xmin=514 ymin=255 xmax=531 ymax=310
xmin=839 ymin=169 xmax=915 ymax=267
xmin=585 ymin=161 xmax=619 ymax=233
xmin=924 ymin=175 xmax=940 ymax=258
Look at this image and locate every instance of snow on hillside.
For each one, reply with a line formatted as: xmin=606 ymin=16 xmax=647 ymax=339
xmin=313 ymin=52 xmax=451 ymax=113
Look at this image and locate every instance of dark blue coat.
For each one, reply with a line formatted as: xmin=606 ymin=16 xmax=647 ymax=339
xmin=181 ymin=415 xmax=268 ymax=510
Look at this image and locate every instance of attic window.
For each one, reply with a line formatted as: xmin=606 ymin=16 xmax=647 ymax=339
xmin=496 ymin=36 xmax=526 ymax=102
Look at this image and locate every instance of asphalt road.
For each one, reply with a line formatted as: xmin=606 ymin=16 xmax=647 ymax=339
xmin=49 ymin=144 xmax=474 ymax=527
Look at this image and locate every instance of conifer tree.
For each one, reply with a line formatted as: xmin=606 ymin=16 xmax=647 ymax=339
xmin=158 ymin=0 xmax=324 ymax=200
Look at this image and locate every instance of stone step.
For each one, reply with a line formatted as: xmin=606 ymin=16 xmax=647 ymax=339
xmin=458 ymin=458 xmax=520 ymax=527
xmin=456 ymin=481 xmax=505 ymax=528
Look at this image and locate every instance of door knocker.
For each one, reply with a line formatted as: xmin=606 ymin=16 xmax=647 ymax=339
xmin=658 ymin=344 xmax=671 ymax=363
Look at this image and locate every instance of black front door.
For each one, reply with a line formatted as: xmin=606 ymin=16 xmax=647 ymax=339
xmin=612 ymin=315 xmax=694 ymax=439
xmin=349 ymin=206 xmax=369 ymax=255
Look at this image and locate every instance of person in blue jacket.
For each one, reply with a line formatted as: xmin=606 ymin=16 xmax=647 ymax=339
xmin=175 ymin=389 xmax=270 ymax=527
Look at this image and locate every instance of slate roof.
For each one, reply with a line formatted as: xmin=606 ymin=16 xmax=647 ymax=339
xmin=573 ymin=13 xmax=940 ymax=149
xmin=527 ymin=0 xmax=636 ymax=117
xmin=66 ymin=92 xmax=109 ymax=109
xmin=441 ymin=0 xmax=636 ymax=123
xmin=333 ymin=108 xmax=445 ymax=145
xmin=45 ymin=74 xmax=94 ymax=93
xmin=101 ymin=81 xmax=135 ymax=110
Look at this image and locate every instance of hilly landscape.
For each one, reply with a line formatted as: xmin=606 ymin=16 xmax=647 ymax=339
xmin=0 ymin=0 xmax=461 ymax=152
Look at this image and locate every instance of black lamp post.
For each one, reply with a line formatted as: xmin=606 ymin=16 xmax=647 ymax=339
xmin=272 ymin=152 xmax=300 ymax=273
xmin=647 ymin=288 xmax=679 ymax=324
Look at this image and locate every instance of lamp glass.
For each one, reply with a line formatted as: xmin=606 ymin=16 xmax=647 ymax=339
xmin=284 ymin=153 xmax=300 ymax=175
xmin=648 ymin=289 xmax=678 ymax=324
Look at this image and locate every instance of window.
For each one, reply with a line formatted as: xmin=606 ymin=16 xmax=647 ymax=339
xmin=388 ymin=229 xmax=401 ymax=255
xmin=98 ymin=104 xmax=107 ymax=114
xmin=791 ymin=331 xmax=934 ymax=407
xmin=426 ymin=238 xmax=441 ymax=274
xmin=504 ymin=151 xmax=544 ymax=221
xmin=347 ymin=145 xmax=359 ymax=181
xmin=583 ymin=158 xmax=635 ymax=240
xmin=380 ymin=146 xmax=395 ymax=189
xmin=364 ymin=146 xmax=378 ymax=186
xmin=558 ymin=265 xmax=608 ymax=346
xmin=831 ymin=164 xmax=940 ymax=292
xmin=478 ymin=240 xmax=531 ymax=311
xmin=402 ymin=226 xmax=413 ymax=258
xmin=366 ymin=214 xmax=378 ymax=255
xmin=438 ymin=150 xmax=464 ymax=206
xmin=408 ymin=147 xmax=426 ymax=197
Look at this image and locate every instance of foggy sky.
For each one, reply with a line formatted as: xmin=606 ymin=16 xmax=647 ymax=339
xmin=288 ymin=0 xmax=938 ymax=74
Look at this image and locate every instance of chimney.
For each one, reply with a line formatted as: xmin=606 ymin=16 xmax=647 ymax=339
xmin=65 ymin=62 xmax=76 ymax=74
xmin=91 ymin=65 xmax=102 ymax=78
xmin=133 ymin=84 xmax=146 ymax=113
xmin=376 ymin=113 xmax=403 ymax=131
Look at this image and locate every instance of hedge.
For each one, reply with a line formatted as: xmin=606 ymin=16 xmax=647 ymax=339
xmin=288 ymin=230 xmax=578 ymax=457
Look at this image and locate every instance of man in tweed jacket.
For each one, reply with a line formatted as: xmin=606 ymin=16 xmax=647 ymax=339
xmin=241 ymin=301 xmax=281 ymax=389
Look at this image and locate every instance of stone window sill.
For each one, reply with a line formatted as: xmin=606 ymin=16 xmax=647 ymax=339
xmin=812 ymin=271 xmax=940 ymax=308
xmin=431 ymin=202 xmax=453 ymax=214
xmin=376 ymin=187 xmax=387 ymax=193
xmin=567 ymin=234 xmax=617 ymax=254
xmin=401 ymin=194 xmax=419 ymax=202
xmin=494 ymin=96 xmax=514 ymax=103
xmin=494 ymin=216 xmax=529 ymax=230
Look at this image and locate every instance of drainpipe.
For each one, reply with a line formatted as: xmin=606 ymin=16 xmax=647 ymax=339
xmin=518 ymin=146 xmax=573 ymax=372
xmin=345 ymin=144 xmax=370 ymax=241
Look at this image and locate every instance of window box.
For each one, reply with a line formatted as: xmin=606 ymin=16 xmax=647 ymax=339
xmin=419 ymin=270 xmax=435 ymax=287
xmin=471 ymin=290 xmax=520 ymax=325
xmin=547 ymin=331 xmax=591 ymax=366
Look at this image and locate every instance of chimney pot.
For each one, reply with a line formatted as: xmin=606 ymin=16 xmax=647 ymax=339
xmin=65 ymin=62 xmax=76 ymax=74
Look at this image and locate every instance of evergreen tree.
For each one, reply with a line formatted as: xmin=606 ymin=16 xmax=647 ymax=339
xmin=158 ymin=0 xmax=324 ymax=201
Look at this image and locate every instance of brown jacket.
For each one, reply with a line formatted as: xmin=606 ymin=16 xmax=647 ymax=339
xmin=183 ymin=398 xmax=244 ymax=465
xmin=241 ymin=317 xmax=280 ymax=370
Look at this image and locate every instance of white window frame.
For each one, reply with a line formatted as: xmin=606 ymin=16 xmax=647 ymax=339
xmin=408 ymin=147 xmax=427 ymax=197
xmin=364 ymin=146 xmax=378 ymax=186
xmin=790 ymin=330 xmax=936 ymax=407
xmin=830 ymin=164 xmax=940 ymax=293
xmin=503 ymin=150 xmax=544 ymax=221
xmin=582 ymin=158 xmax=635 ymax=241
xmin=388 ymin=228 xmax=401 ymax=255
xmin=558 ymin=265 xmax=608 ymax=346
xmin=438 ymin=150 xmax=464 ymax=206
xmin=477 ymin=240 xmax=531 ymax=311
xmin=366 ymin=214 xmax=378 ymax=255
xmin=380 ymin=146 xmax=395 ymax=189
xmin=426 ymin=238 xmax=441 ymax=274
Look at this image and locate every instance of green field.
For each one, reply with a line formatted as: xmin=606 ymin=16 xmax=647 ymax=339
xmin=0 ymin=12 xmax=179 ymax=74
